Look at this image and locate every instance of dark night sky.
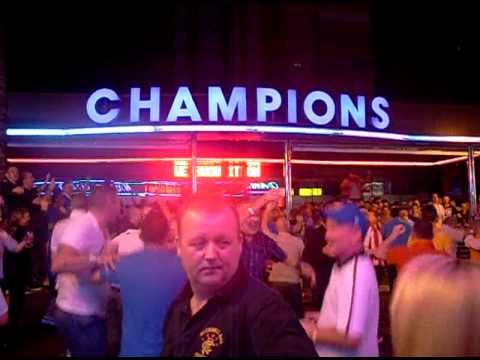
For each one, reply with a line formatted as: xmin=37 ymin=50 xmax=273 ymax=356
xmin=3 ymin=1 xmax=480 ymax=105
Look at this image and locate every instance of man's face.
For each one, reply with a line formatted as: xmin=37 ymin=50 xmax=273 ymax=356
xmin=23 ymin=173 xmax=34 ymax=188
xmin=432 ymin=194 xmax=439 ymax=203
xmin=63 ymin=182 xmax=74 ymax=195
xmin=178 ymin=207 xmax=242 ymax=292
xmin=240 ymin=213 xmax=260 ymax=236
xmin=325 ymin=218 xmax=359 ymax=259
xmin=128 ymin=207 xmax=143 ymax=227
xmin=443 ymin=196 xmax=450 ymax=205
xmin=399 ymin=209 xmax=409 ymax=219
xmin=367 ymin=211 xmax=377 ymax=225
xmin=106 ymin=195 xmax=121 ymax=224
xmin=304 ymin=205 xmax=313 ymax=217
xmin=7 ymin=167 xmax=19 ymax=182
xmin=20 ymin=211 xmax=31 ymax=226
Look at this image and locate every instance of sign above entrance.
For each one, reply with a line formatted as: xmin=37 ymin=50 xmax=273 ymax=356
xmin=86 ymin=86 xmax=390 ymax=130
xmin=173 ymin=160 xmax=262 ymax=179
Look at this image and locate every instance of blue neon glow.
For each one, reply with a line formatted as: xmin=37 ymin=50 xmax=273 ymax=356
xmin=86 ymin=88 xmax=120 ymax=124
xmin=208 ymin=86 xmax=247 ymax=122
xmin=6 ymin=125 xmax=480 ymax=143
xmin=256 ymin=88 xmax=282 ymax=122
xmin=303 ymin=91 xmax=335 ymax=125
xmin=340 ymin=94 xmax=366 ymax=128
xmin=287 ymin=89 xmax=297 ymax=124
xmin=371 ymin=97 xmax=390 ymax=130
xmin=130 ymin=87 xmax=160 ymax=122
xmin=166 ymin=86 xmax=201 ymax=122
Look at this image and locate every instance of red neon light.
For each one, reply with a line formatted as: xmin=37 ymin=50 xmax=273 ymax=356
xmin=228 ymin=165 xmax=241 ymax=178
xmin=7 ymin=157 xmax=471 ymax=167
xmin=174 ymin=161 xmax=189 ymax=177
xmin=196 ymin=165 xmax=222 ymax=178
xmin=173 ymin=160 xmax=262 ymax=179
xmin=246 ymin=161 xmax=261 ymax=177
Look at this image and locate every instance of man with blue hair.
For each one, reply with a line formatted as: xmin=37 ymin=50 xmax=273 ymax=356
xmin=301 ymin=202 xmax=380 ymax=357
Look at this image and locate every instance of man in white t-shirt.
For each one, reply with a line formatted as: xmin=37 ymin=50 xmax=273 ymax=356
xmin=52 ymin=186 xmax=120 ymax=357
xmin=110 ymin=228 xmax=144 ymax=257
xmin=301 ymin=202 xmax=379 ymax=357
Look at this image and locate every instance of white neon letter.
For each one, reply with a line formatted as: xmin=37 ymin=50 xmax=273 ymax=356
xmin=166 ymin=87 xmax=202 ymax=122
xmin=340 ymin=94 xmax=366 ymax=128
xmin=86 ymin=88 xmax=120 ymax=124
xmin=303 ymin=91 xmax=335 ymax=125
xmin=208 ymin=87 xmax=247 ymax=122
xmin=256 ymin=88 xmax=281 ymax=122
xmin=287 ymin=89 xmax=297 ymax=124
xmin=371 ymin=97 xmax=390 ymax=130
xmin=130 ymin=87 xmax=160 ymax=122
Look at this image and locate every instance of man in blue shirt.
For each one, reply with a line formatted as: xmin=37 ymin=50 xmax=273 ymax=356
xmin=239 ymin=204 xmax=286 ymax=282
xmin=382 ymin=207 xmax=413 ymax=247
xmin=95 ymin=205 xmax=186 ymax=357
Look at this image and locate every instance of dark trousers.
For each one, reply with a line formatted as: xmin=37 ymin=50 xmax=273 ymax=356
xmin=6 ymin=271 xmax=28 ymax=331
xmin=106 ymin=287 xmax=122 ymax=357
xmin=270 ymin=282 xmax=304 ymax=318
xmin=53 ymin=306 xmax=107 ymax=357
xmin=31 ymin=240 xmax=48 ymax=284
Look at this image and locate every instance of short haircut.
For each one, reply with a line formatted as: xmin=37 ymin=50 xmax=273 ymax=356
xmin=413 ymin=220 xmax=433 ymax=240
xmin=71 ymin=193 xmax=88 ymax=211
xmin=178 ymin=194 xmax=240 ymax=241
xmin=140 ymin=205 xmax=169 ymax=245
xmin=89 ymin=186 xmax=117 ymax=209
xmin=10 ymin=207 xmax=30 ymax=226
xmin=391 ymin=255 xmax=480 ymax=356
xmin=21 ymin=171 xmax=33 ymax=181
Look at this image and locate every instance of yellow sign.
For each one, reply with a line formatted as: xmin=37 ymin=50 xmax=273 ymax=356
xmin=299 ymin=188 xmax=323 ymax=197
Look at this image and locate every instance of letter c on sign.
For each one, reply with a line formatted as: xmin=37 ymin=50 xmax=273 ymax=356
xmin=86 ymin=88 xmax=120 ymax=124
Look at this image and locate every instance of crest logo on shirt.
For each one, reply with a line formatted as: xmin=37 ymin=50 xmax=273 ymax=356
xmin=193 ymin=327 xmax=224 ymax=357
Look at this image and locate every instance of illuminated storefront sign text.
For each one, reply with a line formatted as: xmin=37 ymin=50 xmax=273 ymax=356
xmin=86 ymin=86 xmax=390 ymax=130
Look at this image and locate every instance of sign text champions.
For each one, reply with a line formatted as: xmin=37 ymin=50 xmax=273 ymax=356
xmin=87 ymin=86 xmax=390 ymax=130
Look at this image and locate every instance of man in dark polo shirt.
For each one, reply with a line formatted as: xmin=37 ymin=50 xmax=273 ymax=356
xmin=161 ymin=195 xmax=317 ymax=357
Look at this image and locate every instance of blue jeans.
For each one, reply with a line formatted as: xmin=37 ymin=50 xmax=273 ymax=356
xmin=53 ymin=306 xmax=107 ymax=357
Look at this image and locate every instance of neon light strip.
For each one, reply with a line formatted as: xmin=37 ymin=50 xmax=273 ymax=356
xmin=6 ymin=125 xmax=480 ymax=143
xmin=291 ymin=155 xmax=471 ymax=167
xmin=291 ymin=160 xmax=433 ymax=167
xmin=292 ymin=145 xmax=477 ymax=156
xmin=11 ymin=156 xmax=468 ymax=167
xmin=7 ymin=157 xmax=284 ymax=164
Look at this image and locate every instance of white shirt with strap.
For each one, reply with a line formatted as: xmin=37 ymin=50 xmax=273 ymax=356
xmin=315 ymin=254 xmax=379 ymax=357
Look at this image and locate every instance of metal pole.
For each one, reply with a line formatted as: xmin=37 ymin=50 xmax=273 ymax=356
xmin=191 ymin=133 xmax=198 ymax=194
xmin=284 ymin=140 xmax=293 ymax=212
xmin=467 ymin=145 xmax=477 ymax=219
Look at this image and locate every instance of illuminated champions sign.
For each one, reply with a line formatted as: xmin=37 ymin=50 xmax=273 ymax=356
xmin=86 ymin=86 xmax=390 ymax=130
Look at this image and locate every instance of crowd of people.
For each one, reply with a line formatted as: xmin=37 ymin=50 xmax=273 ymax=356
xmin=1 ymin=165 xmax=480 ymax=356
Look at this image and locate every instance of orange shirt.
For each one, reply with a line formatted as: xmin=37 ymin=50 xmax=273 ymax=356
xmin=387 ymin=240 xmax=444 ymax=271
xmin=470 ymin=249 xmax=480 ymax=264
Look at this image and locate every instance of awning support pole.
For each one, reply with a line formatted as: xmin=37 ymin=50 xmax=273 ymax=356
xmin=191 ymin=133 xmax=198 ymax=194
xmin=467 ymin=145 xmax=477 ymax=219
xmin=284 ymin=140 xmax=293 ymax=212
